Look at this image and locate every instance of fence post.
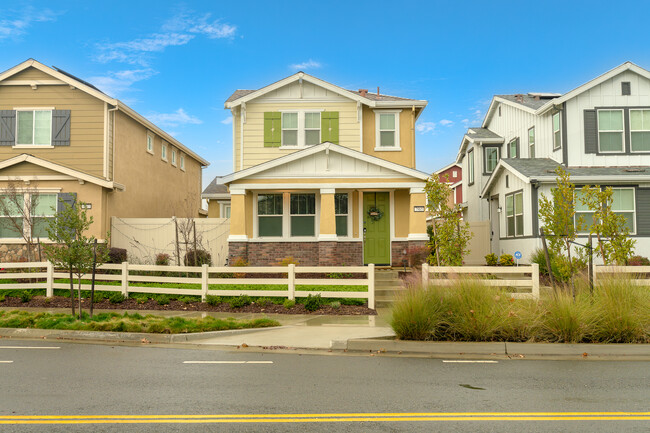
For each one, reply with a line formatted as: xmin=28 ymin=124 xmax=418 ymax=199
xmin=201 ymin=264 xmax=209 ymax=302
xmin=46 ymin=261 xmax=54 ymax=298
xmin=121 ymin=261 xmax=129 ymax=298
xmin=531 ymin=263 xmax=540 ymax=300
xmin=422 ymin=262 xmax=429 ymax=287
xmin=288 ymin=264 xmax=295 ymax=301
xmin=368 ymin=263 xmax=375 ymax=310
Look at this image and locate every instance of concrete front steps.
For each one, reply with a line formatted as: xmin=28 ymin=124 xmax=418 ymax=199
xmin=374 ymin=269 xmax=406 ymax=308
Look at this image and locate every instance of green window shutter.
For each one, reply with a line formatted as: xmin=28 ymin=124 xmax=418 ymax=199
xmin=321 ymin=111 xmax=339 ymax=144
xmin=264 ymin=112 xmax=281 ymax=147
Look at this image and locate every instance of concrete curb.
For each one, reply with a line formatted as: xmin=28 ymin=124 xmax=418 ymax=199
xmin=346 ymin=338 xmax=650 ymax=358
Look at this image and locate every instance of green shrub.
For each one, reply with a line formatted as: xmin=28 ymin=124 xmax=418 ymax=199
xmin=108 ymin=247 xmax=127 ymax=264
xmin=133 ymin=295 xmax=148 ymax=304
xmin=156 ymin=295 xmax=170 ymax=305
xmin=229 ymin=295 xmax=252 ymax=308
xmin=330 ymin=301 xmax=341 ymax=309
xmin=255 ymin=297 xmax=272 ymax=307
xmin=20 ymin=292 xmax=32 ymax=303
xmin=206 ymin=295 xmax=222 ymax=306
xmin=109 ymin=292 xmax=125 ymax=304
xmin=498 ymin=254 xmax=514 ymax=266
xmin=484 ymin=253 xmax=498 ymax=266
xmin=390 ymin=286 xmax=444 ymax=340
xmin=340 ymin=299 xmax=364 ymax=306
xmin=283 ymin=299 xmax=295 ymax=309
xmin=303 ymin=294 xmax=324 ymax=312
xmin=184 ymin=249 xmax=212 ymax=266
xmin=0 ymin=294 xmax=5 ymax=302
xmin=178 ymin=296 xmax=198 ymax=304
xmin=155 ymin=253 xmax=170 ymax=266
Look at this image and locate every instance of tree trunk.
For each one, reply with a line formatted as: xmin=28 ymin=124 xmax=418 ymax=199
xmin=69 ymin=265 xmax=75 ymax=317
xmin=77 ymin=275 xmax=82 ymax=319
xmin=90 ymin=240 xmax=97 ymax=318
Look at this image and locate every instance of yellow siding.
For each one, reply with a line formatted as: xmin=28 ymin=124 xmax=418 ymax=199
xmin=362 ymin=106 xmax=417 ymax=168
xmin=0 ymin=84 xmax=105 ymax=177
xmin=108 ymin=111 xmax=203 ymax=219
xmin=240 ymin=101 xmax=360 ymax=170
xmin=0 ymin=162 xmax=61 ymax=176
xmin=233 ymin=109 xmax=241 ymax=170
xmin=352 ymin=190 xmax=360 ymax=238
xmin=9 ymin=67 xmax=55 ymax=81
xmin=394 ymin=189 xmax=410 ymax=238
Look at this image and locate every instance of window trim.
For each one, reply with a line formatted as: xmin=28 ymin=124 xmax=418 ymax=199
xmin=483 ymin=146 xmax=500 ymax=175
xmin=528 ymin=126 xmax=535 ymax=158
xmin=146 ymin=132 xmax=154 ymax=154
xmin=374 ymin=109 xmax=402 ymax=151
xmin=253 ymin=191 xmax=322 ymax=241
xmin=15 ymin=108 xmax=53 ymax=147
xmin=597 ymin=108 xmax=625 ymax=153
xmin=180 ymin=154 xmax=185 ymax=171
xmin=171 ymin=148 xmax=177 ymax=166
xmin=467 ymin=148 xmax=475 ymax=186
xmin=334 ymin=192 xmax=350 ymax=238
xmin=505 ymin=190 xmax=524 ymax=238
xmin=507 ymin=137 xmax=519 ymax=159
xmin=611 ymin=187 xmax=636 ymax=235
xmin=0 ymin=191 xmax=59 ymax=241
xmin=629 ymin=108 xmax=650 ymax=153
xmin=290 ymin=193 xmax=316 ymax=237
xmin=161 ymin=142 xmax=168 ymax=162
xmin=279 ymin=110 xmax=322 ymax=148
xmin=552 ymin=112 xmax=562 ymax=150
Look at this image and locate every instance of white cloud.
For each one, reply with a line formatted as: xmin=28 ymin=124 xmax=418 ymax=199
xmin=289 ymin=59 xmax=321 ymax=71
xmin=95 ymin=12 xmax=236 ymax=66
xmin=221 ymin=117 xmax=233 ymax=125
xmin=87 ymin=68 xmax=158 ymax=98
xmin=438 ymin=119 xmax=454 ymax=127
xmin=146 ymin=108 xmax=202 ymax=128
xmin=416 ymin=121 xmax=436 ymax=134
xmin=0 ymin=8 xmax=59 ymax=39
xmin=461 ymin=118 xmax=470 ymax=126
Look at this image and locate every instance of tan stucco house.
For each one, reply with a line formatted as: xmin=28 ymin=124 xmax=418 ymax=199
xmin=204 ymin=72 xmax=430 ymax=266
xmin=0 ymin=59 xmax=209 ymax=260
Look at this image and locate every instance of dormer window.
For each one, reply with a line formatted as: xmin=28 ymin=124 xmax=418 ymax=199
xmin=374 ymin=110 xmax=401 ymax=150
xmin=17 ymin=110 xmax=52 ymax=146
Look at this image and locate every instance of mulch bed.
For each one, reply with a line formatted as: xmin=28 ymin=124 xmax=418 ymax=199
xmin=0 ymin=296 xmax=376 ymax=316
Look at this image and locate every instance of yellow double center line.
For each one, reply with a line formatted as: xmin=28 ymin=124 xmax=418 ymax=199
xmin=0 ymin=412 xmax=648 ymax=424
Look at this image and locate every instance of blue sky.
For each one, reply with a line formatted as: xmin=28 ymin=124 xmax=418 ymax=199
xmin=2 ymin=1 xmax=650 ymax=186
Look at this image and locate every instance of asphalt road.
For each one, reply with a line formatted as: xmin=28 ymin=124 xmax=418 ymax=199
xmin=0 ymin=340 xmax=648 ymax=432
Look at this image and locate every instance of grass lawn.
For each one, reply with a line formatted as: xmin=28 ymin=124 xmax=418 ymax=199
xmin=0 ymin=309 xmax=279 ymax=334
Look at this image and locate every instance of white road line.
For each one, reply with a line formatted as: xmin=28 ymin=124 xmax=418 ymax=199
xmin=0 ymin=346 xmax=60 ymax=350
xmin=183 ymin=361 xmax=274 ymax=364
xmin=0 ymin=361 xmax=13 ymax=363
xmin=442 ymin=360 xmax=499 ymax=363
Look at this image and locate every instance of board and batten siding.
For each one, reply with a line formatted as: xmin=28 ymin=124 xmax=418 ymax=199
xmin=490 ymin=169 xmax=531 ymax=239
xmin=239 ymin=101 xmax=360 ymax=170
xmin=0 ymin=69 xmax=105 ymax=177
xmin=565 ymin=69 xmax=650 ymax=167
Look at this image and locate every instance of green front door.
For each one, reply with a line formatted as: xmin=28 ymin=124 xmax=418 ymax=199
xmin=363 ymin=192 xmax=390 ymax=265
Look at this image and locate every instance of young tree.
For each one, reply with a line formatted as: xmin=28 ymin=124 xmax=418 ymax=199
xmin=0 ymin=182 xmax=41 ymax=262
xmin=43 ymin=199 xmax=109 ymax=318
xmin=579 ymin=185 xmax=636 ymax=265
xmin=538 ymin=167 xmax=584 ymax=297
xmin=424 ymin=173 xmax=472 ymax=266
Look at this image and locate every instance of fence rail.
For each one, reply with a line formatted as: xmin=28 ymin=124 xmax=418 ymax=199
xmin=421 ymin=263 xmax=540 ymax=300
xmin=0 ymin=261 xmax=375 ymax=309
xmin=594 ymin=266 xmax=650 ymax=286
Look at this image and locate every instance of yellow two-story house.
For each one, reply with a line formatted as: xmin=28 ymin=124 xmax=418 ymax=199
xmin=204 ymin=72 xmax=429 ymax=266
xmin=0 ymin=59 xmax=209 ymax=261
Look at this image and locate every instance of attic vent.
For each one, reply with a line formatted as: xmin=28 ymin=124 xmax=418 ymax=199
xmin=624 ymin=167 xmax=645 ymax=172
xmin=622 ymin=82 xmax=631 ymax=96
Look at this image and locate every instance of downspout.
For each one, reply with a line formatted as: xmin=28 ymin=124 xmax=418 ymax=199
xmin=107 ymin=105 xmax=119 ymax=239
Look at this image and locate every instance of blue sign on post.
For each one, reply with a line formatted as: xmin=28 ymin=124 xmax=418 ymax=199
xmin=514 ymin=251 xmax=522 ymax=260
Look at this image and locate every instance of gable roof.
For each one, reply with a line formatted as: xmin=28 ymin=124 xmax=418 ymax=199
xmin=202 ymin=176 xmax=230 ymax=198
xmin=455 ymin=127 xmax=504 ymax=163
xmin=0 ymin=154 xmax=122 ymax=190
xmin=224 ymin=71 xmax=427 ymax=109
xmin=219 ymin=142 xmax=429 ymax=184
xmin=0 ymin=59 xmax=209 ymax=166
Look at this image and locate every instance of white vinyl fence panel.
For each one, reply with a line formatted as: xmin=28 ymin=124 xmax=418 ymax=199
xmin=110 ymin=217 xmax=229 ymax=266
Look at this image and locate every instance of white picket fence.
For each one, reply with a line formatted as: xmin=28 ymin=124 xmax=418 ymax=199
xmin=422 ymin=263 xmax=541 ymax=299
xmin=594 ymin=266 xmax=650 ymax=286
xmin=0 ymin=261 xmax=375 ymax=309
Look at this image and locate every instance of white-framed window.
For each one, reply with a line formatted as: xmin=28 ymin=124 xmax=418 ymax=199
xmin=484 ymin=147 xmax=499 ymax=173
xmin=334 ymin=193 xmax=348 ymax=237
xmin=468 ymin=148 xmax=475 ymax=185
xmin=574 ymin=189 xmax=596 ymax=234
xmin=0 ymin=192 xmax=57 ymax=239
xmin=161 ymin=143 xmax=168 ymax=161
xmin=257 ymin=193 xmax=283 ymax=237
xmin=146 ymin=133 xmax=154 ymax=154
xmin=223 ymin=205 xmax=231 ymax=219
xmin=611 ymin=187 xmax=635 ymax=233
xmin=280 ymin=111 xmax=321 ymax=147
xmin=374 ymin=110 xmax=401 ymax=150
xmin=630 ymin=109 xmax=650 ymax=152
xmin=180 ymin=154 xmax=185 ymax=171
xmin=290 ymin=193 xmax=316 ymax=237
xmin=16 ymin=110 xmax=52 ymax=146
xmin=171 ymin=148 xmax=177 ymax=166
xmin=508 ymin=138 xmax=518 ymax=158
xmin=528 ymin=126 xmax=535 ymax=158
xmin=597 ymin=109 xmax=624 ymax=152
xmin=452 ymin=170 xmax=457 ymax=178
xmin=552 ymin=112 xmax=561 ymax=150
xmin=505 ymin=191 xmax=523 ymax=237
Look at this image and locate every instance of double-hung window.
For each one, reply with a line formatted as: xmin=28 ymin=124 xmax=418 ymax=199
xmin=484 ymin=147 xmax=499 ymax=173
xmin=0 ymin=194 xmax=24 ymax=238
xmin=17 ymin=110 xmax=52 ymax=146
xmin=282 ymin=112 xmax=321 ymax=147
xmin=528 ymin=127 xmax=535 ymax=158
xmin=375 ymin=111 xmax=400 ymax=149
xmin=257 ymin=194 xmax=283 ymax=237
xmin=611 ymin=188 xmax=635 ymax=233
xmin=552 ymin=112 xmax=561 ymax=150
xmin=597 ymin=109 xmax=624 ymax=152
xmin=304 ymin=113 xmax=321 ymax=145
xmin=0 ymin=193 xmax=57 ymax=239
xmin=508 ymin=138 xmax=518 ymax=158
xmin=32 ymin=194 xmax=57 ymax=239
xmin=574 ymin=190 xmax=596 ymax=234
xmin=468 ymin=149 xmax=475 ymax=184
xmin=505 ymin=191 xmax=523 ymax=237
xmin=290 ymin=193 xmax=315 ymax=236
xmin=334 ymin=193 xmax=348 ymax=237
xmin=630 ymin=109 xmax=650 ymax=152
xmin=282 ymin=113 xmax=299 ymax=146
